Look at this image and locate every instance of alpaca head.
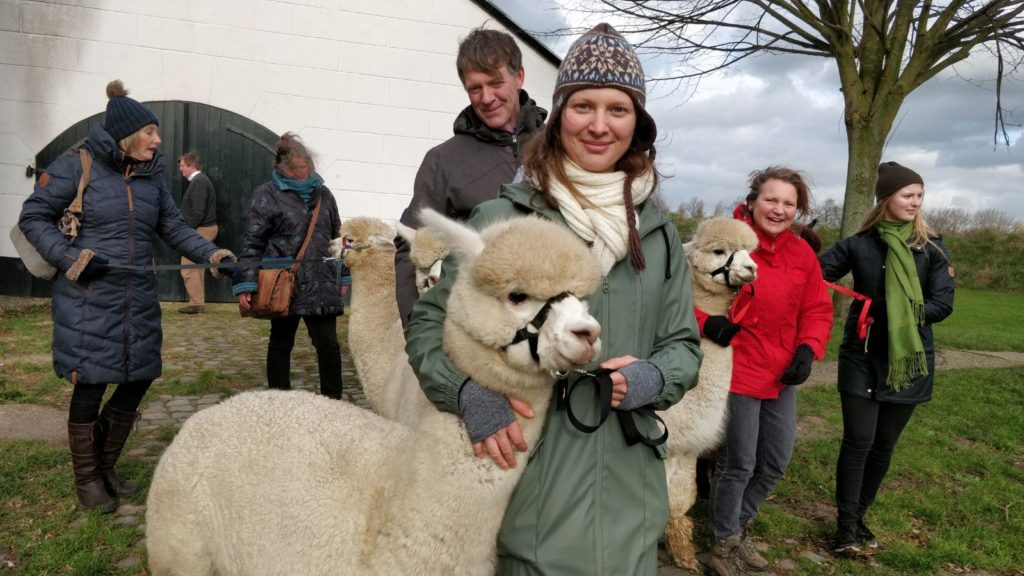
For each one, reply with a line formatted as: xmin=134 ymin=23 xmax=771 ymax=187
xmin=684 ymin=218 xmax=758 ymax=294
xmin=396 ymin=223 xmax=449 ymax=295
xmin=333 ymin=218 xmax=396 ymax=268
xmin=418 ymin=209 xmax=602 ymax=382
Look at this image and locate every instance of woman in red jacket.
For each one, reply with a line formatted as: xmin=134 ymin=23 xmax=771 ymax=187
xmin=698 ymin=167 xmax=834 ymax=576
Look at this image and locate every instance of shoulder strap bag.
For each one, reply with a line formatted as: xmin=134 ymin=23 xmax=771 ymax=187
xmin=245 ymin=194 xmax=323 ymax=319
xmin=10 ymin=149 xmax=92 ymax=280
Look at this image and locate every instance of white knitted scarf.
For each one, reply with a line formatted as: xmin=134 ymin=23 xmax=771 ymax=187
xmin=542 ymin=161 xmax=655 ymax=275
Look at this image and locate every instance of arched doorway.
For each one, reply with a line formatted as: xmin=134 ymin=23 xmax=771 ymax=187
xmin=22 ymin=102 xmax=278 ymax=302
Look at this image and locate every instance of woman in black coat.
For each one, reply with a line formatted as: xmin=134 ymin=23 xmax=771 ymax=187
xmin=819 ymin=162 xmax=955 ymax=554
xmin=18 ymin=81 xmax=234 ymax=513
xmin=233 ymin=133 xmax=346 ymax=400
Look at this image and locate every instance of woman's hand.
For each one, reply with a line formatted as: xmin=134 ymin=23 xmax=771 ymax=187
xmin=238 ymin=293 xmax=252 ymax=312
xmin=473 ymin=397 xmax=534 ymax=470
xmin=601 ymin=355 xmax=638 ymax=408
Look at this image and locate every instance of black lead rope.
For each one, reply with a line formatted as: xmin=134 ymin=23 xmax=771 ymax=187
xmin=556 ymin=368 xmax=668 ymax=449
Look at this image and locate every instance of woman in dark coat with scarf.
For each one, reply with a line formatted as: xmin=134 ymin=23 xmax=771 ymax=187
xmin=233 ymin=133 xmax=346 ymax=400
xmin=818 ymin=162 xmax=955 ymax=554
xmin=17 ymin=81 xmax=235 ymax=513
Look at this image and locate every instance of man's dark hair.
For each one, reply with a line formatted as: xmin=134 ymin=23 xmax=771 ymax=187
xmin=178 ymin=152 xmax=202 ymax=170
xmin=456 ymin=28 xmax=522 ymax=84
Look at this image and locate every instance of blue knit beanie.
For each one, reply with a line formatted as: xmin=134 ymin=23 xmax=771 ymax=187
xmin=103 ymin=80 xmax=159 ymax=142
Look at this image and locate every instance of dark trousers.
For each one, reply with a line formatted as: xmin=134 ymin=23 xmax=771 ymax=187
xmin=710 ymin=385 xmax=797 ymax=540
xmin=69 ymin=380 xmax=153 ymax=423
xmin=835 ymin=393 xmax=917 ymax=527
xmin=267 ymin=314 xmax=343 ymax=399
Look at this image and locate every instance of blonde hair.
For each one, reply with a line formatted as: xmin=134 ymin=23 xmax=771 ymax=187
xmin=858 ymin=193 xmax=938 ymax=249
xmin=118 ymin=132 xmax=140 ymax=158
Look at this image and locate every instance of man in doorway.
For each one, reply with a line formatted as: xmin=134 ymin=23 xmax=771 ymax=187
xmin=394 ymin=27 xmax=547 ymax=327
xmin=177 ymin=152 xmax=218 ymax=314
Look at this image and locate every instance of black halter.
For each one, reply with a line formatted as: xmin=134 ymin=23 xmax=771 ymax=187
xmin=709 ymin=251 xmax=741 ymax=290
xmin=502 ymin=291 xmax=572 ymax=362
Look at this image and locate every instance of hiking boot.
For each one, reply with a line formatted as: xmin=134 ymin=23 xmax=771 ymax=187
xmin=178 ymin=305 xmax=204 ymax=314
xmin=707 ymin=534 xmax=748 ymax=576
xmin=737 ymin=533 xmax=770 ymax=570
xmin=832 ymin=524 xmax=861 ymax=556
xmin=856 ymin=518 xmax=878 ymax=549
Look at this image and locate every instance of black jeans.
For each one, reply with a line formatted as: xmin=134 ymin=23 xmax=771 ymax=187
xmin=835 ymin=392 xmax=917 ymax=527
xmin=69 ymin=380 xmax=153 ymax=424
xmin=267 ymin=314 xmax=343 ymax=399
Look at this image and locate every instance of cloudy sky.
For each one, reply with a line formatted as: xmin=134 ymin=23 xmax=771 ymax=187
xmin=490 ymin=0 xmax=1024 ymax=221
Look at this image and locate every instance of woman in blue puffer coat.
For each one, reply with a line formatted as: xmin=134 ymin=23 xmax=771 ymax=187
xmin=18 ymin=81 xmax=234 ymax=513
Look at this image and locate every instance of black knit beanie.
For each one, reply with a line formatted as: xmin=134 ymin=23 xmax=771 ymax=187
xmin=552 ymin=23 xmax=656 ymax=151
xmin=103 ymin=80 xmax=159 ymax=142
xmin=876 ymin=161 xmax=924 ymax=201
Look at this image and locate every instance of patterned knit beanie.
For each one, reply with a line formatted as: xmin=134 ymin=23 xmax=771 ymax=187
xmin=103 ymin=80 xmax=159 ymax=142
xmin=553 ymin=23 xmax=656 ymax=151
xmin=876 ymin=161 xmax=924 ymax=201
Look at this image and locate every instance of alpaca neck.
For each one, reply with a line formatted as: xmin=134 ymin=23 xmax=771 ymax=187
xmin=377 ymin=384 xmax=554 ymax=574
xmin=348 ymin=253 xmax=404 ymax=409
xmin=691 ymin=280 xmax=730 ymax=315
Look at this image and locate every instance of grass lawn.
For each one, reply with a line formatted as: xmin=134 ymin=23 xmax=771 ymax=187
xmin=1 ymin=289 xmax=1022 ymax=574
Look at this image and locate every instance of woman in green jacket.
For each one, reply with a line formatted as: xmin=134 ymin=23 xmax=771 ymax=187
xmin=405 ymin=24 xmax=703 ymax=576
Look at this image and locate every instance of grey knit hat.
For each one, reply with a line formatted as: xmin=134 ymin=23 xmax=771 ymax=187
xmin=103 ymin=80 xmax=159 ymax=142
xmin=553 ymin=23 xmax=656 ymax=151
xmin=876 ymin=161 xmax=924 ymax=201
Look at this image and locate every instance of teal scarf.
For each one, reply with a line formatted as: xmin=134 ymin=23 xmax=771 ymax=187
xmin=273 ymin=170 xmax=324 ymax=204
xmin=877 ymin=220 xmax=927 ymax=389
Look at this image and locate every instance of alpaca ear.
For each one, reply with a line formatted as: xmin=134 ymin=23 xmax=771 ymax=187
xmin=418 ymin=208 xmax=484 ymax=264
xmin=395 ymin=222 xmax=417 ymax=244
xmin=682 ymin=240 xmax=695 ymax=257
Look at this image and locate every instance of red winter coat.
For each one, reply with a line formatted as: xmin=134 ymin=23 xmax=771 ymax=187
xmin=695 ymin=209 xmax=833 ymax=399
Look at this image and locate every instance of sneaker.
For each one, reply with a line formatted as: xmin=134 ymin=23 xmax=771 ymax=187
xmin=833 ymin=525 xmax=861 ymax=556
xmin=856 ymin=519 xmax=878 ymax=549
xmin=178 ymin=305 xmax=204 ymax=314
xmin=736 ymin=534 xmax=769 ymax=570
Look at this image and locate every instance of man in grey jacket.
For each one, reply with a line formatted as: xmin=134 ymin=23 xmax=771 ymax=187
xmin=394 ymin=27 xmax=547 ymax=326
xmin=177 ymin=152 xmax=218 ymax=314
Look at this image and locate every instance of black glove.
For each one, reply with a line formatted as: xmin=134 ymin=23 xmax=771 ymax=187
xmin=781 ymin=343 xmax=814 ymax=385
xmin=78 ymin=254 xmax=110 ymax=283
xmin=703 ymin=315 xmax=740 ymax=347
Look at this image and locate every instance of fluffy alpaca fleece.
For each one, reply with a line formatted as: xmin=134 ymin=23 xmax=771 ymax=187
xmin=145 ymin=211 xmax=603 ymax=576
xmin=334 ymin=217 xmax=425 ymax=424
xmin=396 ymin=222 xmax=448 ymax=295
xmin=663 ymin=217 xmax=758 ymax=571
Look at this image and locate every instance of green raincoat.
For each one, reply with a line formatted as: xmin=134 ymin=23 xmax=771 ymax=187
xmin=405 ymin=182 xmax=702 ymax=575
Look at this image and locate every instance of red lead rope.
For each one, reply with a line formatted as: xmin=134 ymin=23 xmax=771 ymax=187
xmin=824 ymin=281 xmax=874 ymax=340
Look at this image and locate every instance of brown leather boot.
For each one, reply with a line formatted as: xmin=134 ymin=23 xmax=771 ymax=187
xmin=97 ymin=405 xmax=139 ymax=497
xmin=67 ymin=421 xmax=117 ymax=513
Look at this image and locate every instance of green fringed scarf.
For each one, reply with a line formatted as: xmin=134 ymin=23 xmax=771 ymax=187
xmin=877 ymin=220 xmax=928 ymax=389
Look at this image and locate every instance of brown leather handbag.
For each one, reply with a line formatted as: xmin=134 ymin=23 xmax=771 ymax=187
xmin=245 ymin=195 xmax=322 ymax=319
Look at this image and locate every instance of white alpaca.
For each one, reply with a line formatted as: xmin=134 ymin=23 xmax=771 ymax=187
xmin=145 ymin=210 xmax=603 ymax=576
xmin=338 ymin=219 xmax=449 ymax=423
xmin=396 ymin=222 xmax=448 ymax=295
xmin=663 ymin=217 xmax=759 ymax=570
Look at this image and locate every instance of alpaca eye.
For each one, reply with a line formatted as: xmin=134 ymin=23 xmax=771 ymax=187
xmin=713 ymin=249 xmax=726 ymax=256
xmin=508 ymin=292 xmax=528 ymax=304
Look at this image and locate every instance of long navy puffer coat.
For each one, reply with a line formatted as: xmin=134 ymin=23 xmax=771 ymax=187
xmin=18 ymin=122 xmax=221 ymax=385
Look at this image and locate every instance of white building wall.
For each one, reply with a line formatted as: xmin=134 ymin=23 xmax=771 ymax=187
xmin=0 ymin=0 xmax=558 ymax=258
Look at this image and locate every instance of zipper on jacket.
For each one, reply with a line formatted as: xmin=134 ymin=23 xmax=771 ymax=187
xmin=124 ymin=176 xmax=136 ymax=380
xmin=511 ymin=133 xmax=519 ymax=161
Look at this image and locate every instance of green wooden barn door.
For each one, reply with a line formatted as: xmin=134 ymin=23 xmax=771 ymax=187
xmin=31 ymin=102 xmax=278 ymax=302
